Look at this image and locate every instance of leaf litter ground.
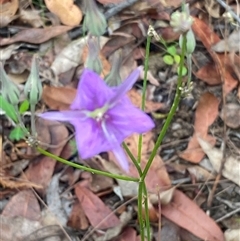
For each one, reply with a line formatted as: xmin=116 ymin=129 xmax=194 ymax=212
xmin=1 ymin=0 xmax=240 ymax=241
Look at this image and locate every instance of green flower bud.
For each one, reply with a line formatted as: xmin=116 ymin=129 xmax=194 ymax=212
xmin=24 ymin=55 xmax=42 ymax=105
xmin=85 ymin=36 xmax=102 ymax=74
xmin=105 ymin=49 xmax=122 ymax=87
xmin=0 ymin=62 xmax=20 ymax=106
xmin=170 ymin=5 xmax=193 ymax=33
xmin=179 ymin=29 xmax=196 ymax=54
xmin=83 ymin=0 xmax=107 ymax=36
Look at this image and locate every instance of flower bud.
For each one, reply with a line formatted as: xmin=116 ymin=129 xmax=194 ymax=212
xmin=24 ymin=55 xmax=42 ymax=105
xmin=85 ymin=36 xmax=102 ymax=74
xmin=83 ymin=0 xmax=107 ymax=36
xmin=170 ymin=5 xmax=193 ymax=33
xmin=105 ymin=49 xmax=122 ymax=87
xmin=0 ymin=62 xmax=20 ymax=106
xmin=179 ymin=29 xmax=196 ymax=54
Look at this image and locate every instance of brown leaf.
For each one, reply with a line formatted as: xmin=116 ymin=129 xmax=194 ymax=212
xmin=102 ymin=35 xmax=135 ymax=58
xmin=179 ymin=92 xmax=220 ymax=163
xmin=192 ymin=17 xmax=238 ymax=94
xmin=127 ymin=89 xmax=164 ymax=113
xmin=42 ymin=85 xmax=76 ymax=110
xmin=24 ymin=119 xmax=69 ymax=190
xmin=195 ymin=63 xmax=221 ymax=85
xmin=0 ymin=25 xmax=73 ymax=46
xmin=2 ymin=190 xmax=41 ymax=221
xmin=75 ymin=184 xmax=120 ymax=229
xmin=44 ymin=0 xmax=82 ymax=26
xmin=115 ymin=227 xmax=137 ymax=241
xmin=161 ymin=190 xmax=225 ymax=241
xmin=67 ymin=200 xmax=89 ymax=230
xmin=0 ymin=174 xmax=42 ymax=189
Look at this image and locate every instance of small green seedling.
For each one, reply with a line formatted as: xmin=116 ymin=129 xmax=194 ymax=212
xmin=0 ymin=95 xmax=30 ymax=141
xmin=163 ymin=45 xmax=188 ymax=76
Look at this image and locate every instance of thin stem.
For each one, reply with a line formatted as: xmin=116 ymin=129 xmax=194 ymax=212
xmin=30 ymin=104 xmax=37 ymax=137
xmin=138 ymin=180 xmax=145 ymax=241
xmin=37 ymin=147 xmax=139 ymax=182
xmin=122 ymin=142 xmax=142 ymax=175
xmin=143 ymin=182 xmax=151 ymax=240
xmin=141 ymin=33 xmax=187 ymax=180
xmin=137 ymin=35 xmax=151 ymax=164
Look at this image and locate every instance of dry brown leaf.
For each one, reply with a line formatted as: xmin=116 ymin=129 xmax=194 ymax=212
xmin=45 ymin=0 xmax=82 ymax=26
xmin=0 ymin=175 xmax=42 ymax=189
xmin=179 ymin=92 xmax=220 ymax=163
xmin=42 ymin=85 xmax=76 ymax=110
xmin=0 ymin=25 xmax=73 ymax=46
xmin=161 ymin=190 xmax=225 ymax=241
xmin=2 ymin=190 xmax=41 ymax=220
xmin=0 ymin=0 xmax=18 ymax=27
xmin=67 ymin=200 xmax=89 ymax=230
xmin=195 ymin=63 xmax=221 ymax=85
xmin=75 ymin=184 xmax=120 ymax=229
xmin=24 ymin=119 xmax=69 ymax=190
xmin=128 ymin=88 xmax=164 ymax=113
xmin=197 ymin=137 xmax=240 ymax=186
xmin=192 ymin=17 xmax=238 ymax=95
xmin=115 ymin=227 xmax=137 ymax=241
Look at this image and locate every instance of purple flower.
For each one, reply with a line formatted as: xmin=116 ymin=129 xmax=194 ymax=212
xmin=40 ymin=67 xmax=155 ymax=171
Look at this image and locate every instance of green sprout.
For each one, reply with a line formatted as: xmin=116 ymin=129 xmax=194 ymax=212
xmin=162 ymin=44 xmax=188 ymax=76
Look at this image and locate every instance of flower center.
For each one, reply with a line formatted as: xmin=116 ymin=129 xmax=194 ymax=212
xmin=87 ymin=104 xmax=109 ymax=122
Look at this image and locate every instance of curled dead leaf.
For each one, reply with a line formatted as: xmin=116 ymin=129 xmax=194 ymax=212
xmin=44 ymin=0 xmax=82 ymax=26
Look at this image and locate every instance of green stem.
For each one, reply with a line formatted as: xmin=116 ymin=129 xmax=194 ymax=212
xmin=123 ymin=142 xmax=142 ymax=175
xmin=143 ymin=182 xmax=151 ymax=240
xmin=137 ymin=35 xmax=151 ymax=164
xmin=138 ymin=180 xmax=145 ymax=241
xmin=141 ymin=33 xmax=187 ymax=181
xmin=37 ymin=147 xmax=139 ymax=182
